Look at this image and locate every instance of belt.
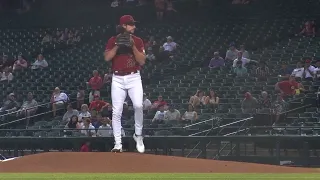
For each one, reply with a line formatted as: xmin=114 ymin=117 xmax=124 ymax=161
xmin=113 ymin=70 xmax=139 ymax=76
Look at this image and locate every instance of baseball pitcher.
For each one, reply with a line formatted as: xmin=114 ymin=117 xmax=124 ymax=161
xmin=104 ymin=15 xmax=146 ymax=153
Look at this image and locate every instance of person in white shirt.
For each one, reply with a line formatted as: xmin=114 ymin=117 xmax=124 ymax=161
xmin=232 ymin=51 xmax=257 ymax=68
xmin=143 ymin=93 xmax=152 ymax=111
xmin=0 ymin=67 xmax=13 ymax=82
xmin=163 ymin=36 xmax=177 ymax=52
xmin=181 ymin=104 xmax=198 ymax=122
xmin=225 ymin=43 xmax=239 ymax=62
xmin=291 ymin=61 xmax=303 ymax=79
xmin=51 ymin=87 xmax=69 ymax=116
xmin=31 ymin=54 xmax=48 ymax=70
xmin=152 ymin=105 xmax=167 ymax=122
xmin=81 ymin=118 xmax=96 ymax=137
xmin=291 ymin=60 xmax=315 ymax=81
xmin=78 ymin=104 xmax=91 ymax=122
xmin=314 ymin=60 xmax=320 ymax=80
xmin=97 ymin=117 xmax=113 ymax=137
xmin=239 ymin=45 xmax=250 ymax=59
xmin=164 ymin=104 xmax=180 ymax=121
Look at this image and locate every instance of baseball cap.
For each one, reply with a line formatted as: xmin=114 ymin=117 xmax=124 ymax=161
xmin=167 ymin=36 xmax=173 ymax=40
xmin=9 ymin=93 xmax=15 ymax=97
xmin=305 ymin=59 xmax=311 ymax=63
xmin=119 ymin=15 xmax=137 ymax=25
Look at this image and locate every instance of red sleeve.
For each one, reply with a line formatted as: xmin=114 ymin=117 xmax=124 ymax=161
xmin=88 ymin=77 xmax=93 ymax=86
xmin=89 ymin=102 xmax=94 ymax=110
xmin=278 ymin=81 xmax=286 ymax=89
xmin=105 ymin=37 xmax=116 ymax=51
xmin=134 ymin=37 xmax=145 ymax=53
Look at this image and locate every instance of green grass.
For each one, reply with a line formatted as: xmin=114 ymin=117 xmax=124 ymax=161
xmin=0 ymin=173 xmax=319 ymax=180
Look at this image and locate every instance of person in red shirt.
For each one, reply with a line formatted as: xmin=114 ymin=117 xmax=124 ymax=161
xmin=89 ymin=95 xmax=109 ymax=112
xmin=104 ymin=15 xmax=146 ymax=153
xmin=275 ymin=76 xmax=304 ymax=96
xmin=87 ymin=70 xmax=103 ymax=103
xmin=151 ymin=95 xmax=167 ymax=110
xmin=80 ymin=142 xmax=90 ymax=152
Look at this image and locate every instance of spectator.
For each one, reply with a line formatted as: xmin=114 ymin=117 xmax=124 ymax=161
xmin=89 ymin=95 xmax=109 ymax=112
xmin=181 ymin=104 xmax=198 ymax=122
xmin=143 ymin=93 xmax=152 ymax=111
xmin=64 ymin=115 xmax=81 ymax=136
xmin=80 ymin=142 xmax=91 ymax=152
xmin=233 ymin=61 xmax=248 ymax=77
xmin=80 ymin=118 xmax=96 ymax=137
xmin=302 ymin=59 xmax=316 ymax=81
xmin=41 ymin=33 xmax=52 ymax=44
xmin=146 ymin=47 xmax=156 ymax=61
xmin=78 ymin=104 xmax=91 ymax=122
xmin=233 ymin=52 xmax=256 ymax=68
xmin=225 ymin=43 xmax=238 ymax=62
xmin=16 ymin=92 xmax=38 ymax=120
xmin=205 ymin=89 xmax=219 ymax=110
xmin=278 ymin=62 xmax=292 ymax=78
xmin=241 ymin=92 xmax=258 ymax=114
xmin=62 ymin=104 xmax=79 ymax=122
xmin=76 ymin=86 xmax=85 ymax=109
xmin=255 ymin=61 xmax=269 ymax=81
xmin=111 ymin=0 xmax=120 ymax=7
xmin=152 ymin=105 xmax=167 ymax=123
xmin=239 ymin=45 xmax=250 ymax=59
xmin=151 ymin=95 xmax=167 ymax=110
xmin=275 ymin=76 xmax=305 ymax=96
xmin=103 ymin=68 xmax=113 ymax=85
xmin=208 ymin=52 xmax=225 ymax=68
xmin=87 ymin=70 xmax=103 ymax=103
xmin=297 ymin=21 xmax=316 ymax=37
xmin=0 ymin=67 xmax=13 ymax=82
xmin=163 ymin=36 xmax=177 ymax=53
xmin=155 ymin=0 xmax=165 ymax=20
xmin=0 ymin=93 xmax=20 ymax=114
xmin=31 ymin=54 xmax=48 ymax=70
xmin=97 ymin=117 xmax=113 ymax=137
xmin=51 ymin=87 xmax=69 ymax=117
xmin=13 ymin=55 xmax=28 ymax=71
xmin=314 ymin=60 xmax=320 ymax=80
xmin=272 ymin=95 xmax=287 ymax=126
xmin=164 ymin=104 xmax=181 ymax=121
xmin=259 ymin=91 xmax=271 ymax=109
xmin=157 ymin=46 xmax=170 ymax=62
xmin=189 ymin=90 xmax=206 ymax=108
xmin=0 ymin=55 xmax=14 ymax=71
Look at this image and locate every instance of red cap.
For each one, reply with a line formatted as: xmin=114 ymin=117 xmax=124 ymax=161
xmin=305 ymin=59 xmax=311 ymax=63
xmin=119 ymin=15 xmax=136 ymax=25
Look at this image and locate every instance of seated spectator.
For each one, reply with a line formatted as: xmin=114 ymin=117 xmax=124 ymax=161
xmin=156 ymin=46 xmax=170 ymax=62
xmin=233 ymin=61 xmax=248 ymax=77
xmin=80 ymin=118 xmax=96 ymax=137
xmin=101 ymin=104 xmax=112 ymax=120
xmin=151 ymin=95 xmax=167 ymax=110
xmin=275 ymin=76 xmax=305 ymax=96
xmin=181 ymin=104 xmax=198 ymax=122
xmin=314 ymin=60 xmax=320 ymax=80
xmin=76 ymin=86 xmax=85 ymax=109
xmin=103 ymin=68 xmax=113 ymax=85
xmin=297 ymin=21 xmax=316 ymax=37
xmin=143 ymin=93 xmax=152 ymax=112
xmin=0 ymin=93 xmax=20 ymax=114
xmin=239 ymin=45 xmax=250 ymax=59
xmin=146 ymin=47 xmax=156 ymax=61
xmin=89 ymin=95 xmax=109 ymax=112
xmin=163 ymin=36 xmax=177 ymax=53
xmin=91 ymin=112 xmax=103 ymax=129
xmin=31 ymin=54 xmax=48 ymax=70
xmin=64 ymin=115 xmax=81 ymax=136
xmin=272 ymin=95 xmax=287 ymax=126
xmin=241 ymin=92 xmax=258 ymax=114
xmin=87 ymin=70 xmax=103 ymax=103
xmin=41 ymin=33 xmax=52 ymax=44
xmin=205 ymin=89 xmax=219 ymax=110
xmin=208 ymin=52 xmax=224 ymax=68
xmin=189 ymin=90 xmax=206 ymax=108
xmin=0 ymin=55 xmax=14 ymax=71
xmin=152 ymin=105 xmax=167 ymax=123
xmin=279 ymin=62 xmax=292 ymax=78
xmin=259 ymin=91 xmax=271 ymax=109
xmin=292 ymin=60 xmax=315 ymax=81
xmin=0 ymin=67 xmax=13 ymax=82
xmin=164 ymin=104 xmax=180 ymax=121
xmin=97 ymin=116 xmax=113 ymax=137
xmin=51 ymin=87 xmax=69 ymax=117
xmin=62 ymin=104 xmax=79 ymax=122
xmin=78 ymin=104 xmax=91 ymax=122
xmin=13 ymin=55 xmax=28 ymax=71
xmin=233 ymin=51 xmax=256 ymax=68
xmin=16 ymin=92 xmax=38 ymax=121
xmin=225 ymin=43 xmax=238 ymax=63
xmin=255 ymin=61 xmax=269 ymax=81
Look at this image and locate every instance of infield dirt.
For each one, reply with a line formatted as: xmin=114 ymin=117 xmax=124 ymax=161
xmin=0 ymin=152 xmax=319 ymax=173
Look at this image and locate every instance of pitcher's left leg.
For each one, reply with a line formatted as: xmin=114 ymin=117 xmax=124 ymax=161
xmin=128 ymin=79 xmax=144 ymax=153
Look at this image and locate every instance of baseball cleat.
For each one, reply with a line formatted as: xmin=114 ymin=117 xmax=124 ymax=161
xmin=111 ymin=144 xmax=123 ymax=153
xmin=133 ymin=134 xmax=145 ymax=153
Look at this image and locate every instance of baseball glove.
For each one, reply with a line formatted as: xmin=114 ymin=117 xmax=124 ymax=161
xmin=115 ymin=33 xmax=133 ymax=48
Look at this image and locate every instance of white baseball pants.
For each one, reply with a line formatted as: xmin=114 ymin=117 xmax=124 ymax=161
xmin=111 ymin=72 xmax=144 ymax=145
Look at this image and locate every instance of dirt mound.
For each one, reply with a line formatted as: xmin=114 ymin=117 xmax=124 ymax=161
xmin=0 ymin=152 xmax=319 ymax=173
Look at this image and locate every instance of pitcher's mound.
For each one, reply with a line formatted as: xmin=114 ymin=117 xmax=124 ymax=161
xmin=0 ymin=152 xmax=318 ymax=173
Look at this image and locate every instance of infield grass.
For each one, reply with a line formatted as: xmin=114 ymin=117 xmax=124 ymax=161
xmin=0 ymin=173 xmax=320 ymax=180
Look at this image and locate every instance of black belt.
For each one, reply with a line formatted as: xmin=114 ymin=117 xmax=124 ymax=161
xmin=113 ymin=70 xmax=138 ymax=76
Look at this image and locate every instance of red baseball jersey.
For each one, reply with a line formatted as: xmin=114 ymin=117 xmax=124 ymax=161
xmin=105 ymin=35 xmax=145 ymax=72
